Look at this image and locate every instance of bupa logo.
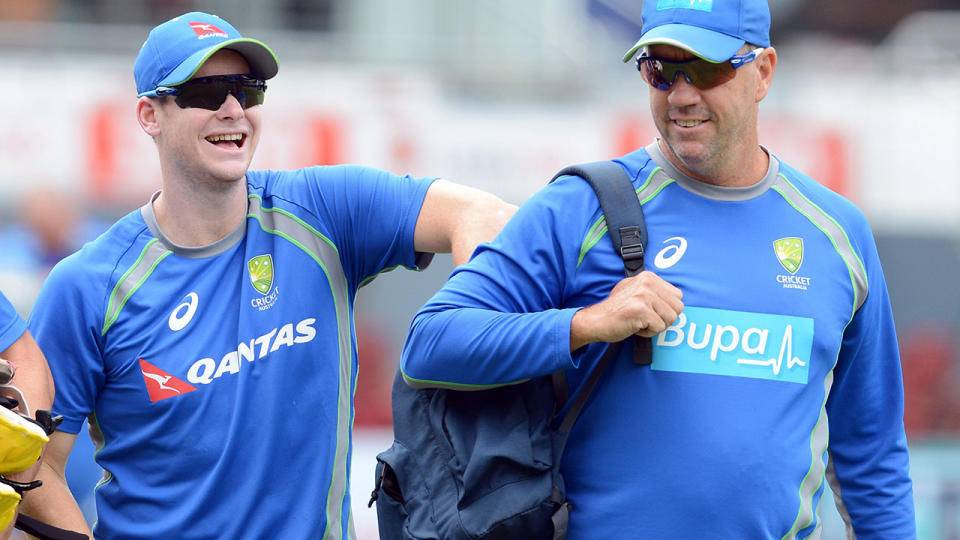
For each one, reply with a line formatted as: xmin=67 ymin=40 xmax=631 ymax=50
xmin=653 ymin=306 xmax=813 ymax=384
xmin=189 ymin=22 xmax=228 ymax=39
xmin=139 ymin=359 xmax=197 ymax=403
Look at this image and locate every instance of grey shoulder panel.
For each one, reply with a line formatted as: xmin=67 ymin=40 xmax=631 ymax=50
xmin=771 ymin=176 xmax=869 ymax=313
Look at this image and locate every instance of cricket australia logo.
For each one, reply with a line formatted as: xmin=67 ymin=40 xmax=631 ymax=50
xmin=774 ymin=237 xmax=811 ymax=290
xmin=248 ymin=254 xmax=279 ymax=311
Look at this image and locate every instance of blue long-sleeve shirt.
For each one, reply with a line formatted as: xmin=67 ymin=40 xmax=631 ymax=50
xmin=402 ymin=142 xmax=915 ymax=539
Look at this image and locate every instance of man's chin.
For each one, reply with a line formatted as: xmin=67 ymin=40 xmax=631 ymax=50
xmin=663 ymin=139 xmax=710 ymax=167
xmin=206 ymin=159 xmax=252 ymax=183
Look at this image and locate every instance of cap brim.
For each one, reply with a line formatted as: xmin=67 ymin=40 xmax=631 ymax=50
xmin=622 ymin=24 xmax=744 ymax=63
xmin=157 ymin=37 xmax=279 ymax=88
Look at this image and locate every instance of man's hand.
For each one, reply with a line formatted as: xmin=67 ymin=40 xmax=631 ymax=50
xmin=570 ymin=271 xmax=683 ymax=351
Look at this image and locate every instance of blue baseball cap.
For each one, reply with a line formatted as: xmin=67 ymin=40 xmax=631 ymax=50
xmin=134 ymin=12 xmax=279 ymax=97
xmin=622 ymin=0 xmax=770 ymax=63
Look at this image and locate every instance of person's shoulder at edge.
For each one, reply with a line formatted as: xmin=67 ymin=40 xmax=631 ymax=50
xmin=40 ymin=207 xmax=153 ymax=293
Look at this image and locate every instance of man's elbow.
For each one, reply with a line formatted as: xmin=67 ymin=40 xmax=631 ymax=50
xmin=471 ymin=192 xmax=517 ymax=238
xmin=449 ymin=193 xmax=516 ymax=265
xmin=401 ymin=307 xmax=455 ymax=386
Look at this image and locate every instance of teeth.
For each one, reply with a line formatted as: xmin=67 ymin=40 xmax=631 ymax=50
xmin=206 ymin=133 xmax=242 ymax=142
xmin=676 ymin=120 xmax=703 ymax=128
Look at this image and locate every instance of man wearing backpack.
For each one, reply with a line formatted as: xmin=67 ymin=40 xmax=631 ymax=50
xmin=400 ymin=0 xmax=916 ymax=537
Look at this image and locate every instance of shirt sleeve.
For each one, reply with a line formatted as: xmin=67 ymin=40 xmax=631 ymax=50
xmin=302 ymin=165 xmax=435 ymax=289
xmin=824 ymin=221 xmax=916 ymax=538
xmin=27 ymin=254 xmax=107 ymax=434
xmin=0 ymin=292 xmax=27 ymax=353
xmin=401 ymin=177 xmax=592 ymax=388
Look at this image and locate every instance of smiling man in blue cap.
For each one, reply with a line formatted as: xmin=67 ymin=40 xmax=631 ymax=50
xmin=400 ymin=0 xmax=916 ymax=537
xmin=21 ymin=11 xmax=514 ymax=539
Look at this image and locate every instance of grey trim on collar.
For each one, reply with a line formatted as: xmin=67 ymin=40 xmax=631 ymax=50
xmin=645 ymin=140 xmax=780 ymax=201
xmin=140 ymin=190 xmax=247 ymax=259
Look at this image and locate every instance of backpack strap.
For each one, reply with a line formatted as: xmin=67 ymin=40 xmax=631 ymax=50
xmin=548 ymin=159 xmax=651 ymax=436
xmin=548 ymin=160 xmax=651 ymax=465
xmin=550 ymin=161 xmax=651 ymax=366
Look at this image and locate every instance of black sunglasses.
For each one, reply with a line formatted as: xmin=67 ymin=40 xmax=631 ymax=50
xmin=155 ymin=74 xmax=267 ymax=110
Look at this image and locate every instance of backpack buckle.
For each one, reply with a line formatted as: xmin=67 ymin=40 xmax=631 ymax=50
xmin=618 ymin=226 xmax=644 ymax=275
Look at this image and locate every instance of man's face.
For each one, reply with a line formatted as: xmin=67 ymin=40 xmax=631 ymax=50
xmin=647 ymin=44 xmax=764 ymax=183
xmin=152 ymin=49 xmax=262 ymax=185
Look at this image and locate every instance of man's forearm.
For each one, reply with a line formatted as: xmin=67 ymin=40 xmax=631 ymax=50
xmin=19 ymin=462 xmax=92 ymax=538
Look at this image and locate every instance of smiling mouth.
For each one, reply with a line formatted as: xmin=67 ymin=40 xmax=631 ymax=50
xmin=205 ymin=133 xmax=246 ymax=149
xmin=674 ymin=120 xmax=706 ymax=128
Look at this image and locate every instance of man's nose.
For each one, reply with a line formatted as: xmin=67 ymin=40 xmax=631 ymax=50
xmin=217 ymin=92 xmax=245 ymax=118
xmin=667 ymin=72 xmax=701 ymax=106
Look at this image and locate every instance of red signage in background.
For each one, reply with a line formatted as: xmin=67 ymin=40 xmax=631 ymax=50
xmin=86 ymin=102 xmax=121 ymax=200
xmin=612 ymin=114 xmax=652 ymax=158
xmin=307 ymin=115 xmax=346 ymax=166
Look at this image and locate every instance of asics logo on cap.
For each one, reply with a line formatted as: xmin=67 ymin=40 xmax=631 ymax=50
xmin=189 ymin=21 xmax=228 ymax=39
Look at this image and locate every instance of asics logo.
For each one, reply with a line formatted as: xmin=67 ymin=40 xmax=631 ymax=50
xmin=169 ymin=292 xmax=199 ymax=332
xmin=654 ymin=237 xmax=688 ymax=269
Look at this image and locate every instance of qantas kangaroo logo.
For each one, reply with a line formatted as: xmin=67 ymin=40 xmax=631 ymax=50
xmin=139 ymin=359 xmax=197 ymax=403
xmin=143 ymin=373 xmax=180 ymax=394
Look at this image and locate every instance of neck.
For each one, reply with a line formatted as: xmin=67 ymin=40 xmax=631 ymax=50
xmin=152 ymin=178 xmax=248 ymax=247
xmin=657 ymin=138 xmax=769 ymax=188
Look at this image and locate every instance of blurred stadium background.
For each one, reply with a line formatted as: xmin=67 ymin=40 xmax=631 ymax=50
xmin=1 ymin=0 xmax=958 ymax=538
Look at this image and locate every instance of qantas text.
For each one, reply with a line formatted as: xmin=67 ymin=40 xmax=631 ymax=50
xmin=187 ymin=317 xmax=317 ymax=384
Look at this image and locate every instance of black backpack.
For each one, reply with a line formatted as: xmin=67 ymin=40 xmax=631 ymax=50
xmin=370 ymin=161 xmax=650 ymax=539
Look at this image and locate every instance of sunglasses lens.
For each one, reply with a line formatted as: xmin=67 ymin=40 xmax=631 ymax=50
xmin=692 ymin=63 xmax=737 ymax=88
xmin=172 ymin=77 xmax=266 ymax=110
xmin=240 ymin=86 xmax=265 ymax=108
xmin=638 ymin=59 xmax=672 ymax=90
xmin=174 ymin=83 xmax=229 ymax=110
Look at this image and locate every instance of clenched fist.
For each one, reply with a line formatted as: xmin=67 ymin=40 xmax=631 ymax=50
xmin=570 ymin=271 xmax=683 ymax=351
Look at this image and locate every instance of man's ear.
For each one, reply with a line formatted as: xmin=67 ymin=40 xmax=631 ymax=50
xmin=136 ymin=97 xmax=162 ymax=137
xmin=755 ymin=47 xmax=777 ymax=102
